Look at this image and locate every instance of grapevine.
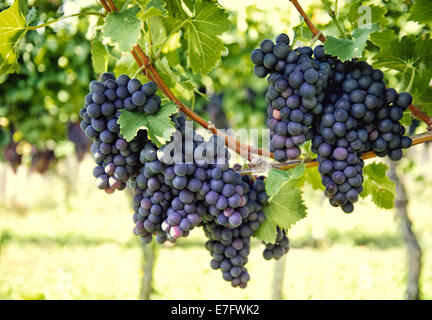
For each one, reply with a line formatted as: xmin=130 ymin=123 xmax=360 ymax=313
xmin=1 ymin=0 xmax=432 ymax=294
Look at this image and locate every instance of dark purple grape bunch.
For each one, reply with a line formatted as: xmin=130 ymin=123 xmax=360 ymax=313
xmin=251 ymin=35 xmax=331 ymax=162
xmin=202 ymin=173 xmax=268 ymax=288
xmin=262 ymin=227 xmax=290 ymax=260
xmin=203 ymin=154 xmax=249 ymax=229
xmin=204 ymin=222 xmax=252 ymax=289
xmin=310 ymin=54 xmax=413 ymax=213
xmin=79 ymin=72 xmax=163 ymax=193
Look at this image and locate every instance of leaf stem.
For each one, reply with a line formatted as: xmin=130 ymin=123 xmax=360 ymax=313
xmin=132 ymin=65 xmax=146 ymax=78
xmin=323 ymin=4 xmax=347 ymax=38
xmin=309 ymin=31 xmax=323 ymax=46
xmin=406 ymin=67 xmax=416 ymax=93
xmin=26 ymin=12 xmax=102 ymax=30
xmin=147 ymin=18 xmax=154 ymax=57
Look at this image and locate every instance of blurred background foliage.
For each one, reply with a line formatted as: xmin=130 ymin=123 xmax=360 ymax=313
xmin=0 ymin=0 xmax=431 ymax=299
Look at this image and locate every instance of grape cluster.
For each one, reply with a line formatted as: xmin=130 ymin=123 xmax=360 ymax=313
xmin=262 ymin=227 xmax=290 ymax=260
xmin=252 ymin=37 xmax=413 ymax=213
xmin=203 ymin=174 xmax=267 ymax=288
xmin=79 ymin=72 xmax=161 ymax=193
xmin=251 ymin=34 xmax=331 ymax=162
xmin=312 ymin=53 xmax=413 ymax=213
xmin=131 ymin=117 xmax=209 ymax=244
xmin=129 ymin=115 xmax=274 ymax=287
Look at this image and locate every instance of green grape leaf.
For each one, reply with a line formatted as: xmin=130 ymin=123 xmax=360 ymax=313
xmin=292 ymin=18 xmax=313 ymax=45
xmin=299 ymin=166 xmax=324 ymax=191
xmin=118 ymin=103 xmax=178 ymax=147
xmin=103 ymin=5 xmax=143 ymax=52
xmin=400 ymin=111 xmax=413 ymax=127
xmin=265 ymin=165 xmax=306 ymax=196
xmin=254 ymin=165 xmax=308 ymax=242
xmin=114 ymin=53 xmax=139 ymax=76
xmin=263 ymin=179 xmax=307 ymax=232
xmin=154 ymin=57 xmax=195 ymax=100
xmin=139 ymin=0 xmax=168 ymax=19
xmin=369 ymin=29 xmax=396 ymax=49
xmin=347 ymin=3 xmax=387 ymax=29
xmin=254 ymin=217 xmax=277 ymax=243
xmin=361 ymin=162 xmax=396 ymax=209
xmin=0 ymin=0 xmax=28 ymax=76
xmin=174 ymin=0 xmax=230 ymax=75
xmin=409 ymin=0 xmax=432 ymax=24
xmin=25 ymin=7 xmax=36 ymax=24
xmin=372 ymin=35 xmax=432 ymax=115
xmin=372 ymin=36 xmax=432 ymax=73
xmin=411 ymin=73 xmax=432 ymax=116
xmin=147 ymin=16 xmax=167 ymax=48
xmin=324 ymin=23 xmax=380 ymax=62
xmin=91 ymin=30 xmax=108 ymax=74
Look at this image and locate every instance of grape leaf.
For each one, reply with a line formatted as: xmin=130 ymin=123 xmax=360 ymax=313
xmin=409 ymin=0 xmax=432 ymax=24
xmin=155 ymin=57 xmax=195 ymax=100
xmin=91 ymin=29 xmax=108 ymax=74
xmin=369 ymin=29 xmax=396 ymax=49
xmin=103 ymin=5 xmax=143 ymax=52
xmin=114 ymin=53 xmax=139 ymax=76
xmin=347 ymin=3 xmax=387 ymax=29
xmin=25 ymin=7 xmax=36 ymax=24
xmin=292 ymin=18 xmax=313 ymax=45
xmin=265 ymin=165 xmax=306 ymax=196
xmin=263 ymin=179 xmax=307 ymax=232
xmin=118 ymin=103 xmax=178 ymax=147
xmin=166 ymin=0 xmax=230 ymax=75
xmin=254 ymin=165 xmax=308 ymax=242
xmin=372 ymin=35 xmax=432 ymax=115
xmin=360 ymin=162 xmax=396 ymax=209
xmin=372 ymin=36 xmax=432 ymax=73
xmin=299 ymin=166 xmax=324 ymax=191
xmin=254 ymin=218 xmax=277 ymax=243
xmin=400 ymin=112 xmax=413 ymax=127
xmin=324 ymin=23 xmax=380 ymax=62
xmin=0 ymin=0 xmax=27 ymax=77
xmin=139 ymin=0 xmax=168 ymax=19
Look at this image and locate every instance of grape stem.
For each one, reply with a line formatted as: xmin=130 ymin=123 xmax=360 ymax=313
xmin=26 ymin=12 xmax=103 ymax=30
xmin=238 ymin=131 xmax=432 ymax=175
xmin=288 ymin=0 xmax=432 ymax=131
xmin=323 ymin=1 xmax=347 ymax=38
xmin=101 ymin=0 xmax=273 ymax=161
xmin=289 ymin=0 xmax=326 ymax=42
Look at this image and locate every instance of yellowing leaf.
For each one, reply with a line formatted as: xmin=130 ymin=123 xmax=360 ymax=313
xmin=0 ymin=0 xmax=27 ymax=76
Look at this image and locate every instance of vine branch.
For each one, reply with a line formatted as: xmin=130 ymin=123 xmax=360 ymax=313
xmin=289 ymin=0 xmax=326 ymax=42
xmin=238 ymin=131 xmax=432 ymax=175
xmin=26 ymin=12 xmax=103 ymax=30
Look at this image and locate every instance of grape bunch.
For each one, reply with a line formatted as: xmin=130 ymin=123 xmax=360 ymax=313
xmin=251 ymin=34 xmax=331 ymax=162
xmin=311 ymin=54 xmax=413 ymax=213
xmin=262 ymin=227 xmax=290 ymax=260
xmin=252 ymin=37 xmax=413 ymax=213
xmin=79 ymin=72 xmax=161 ymax=193
xmin=131 ymin=117 xmax=209 ymax=244
xmin=203 ymin=175 xmax=267 ymax=288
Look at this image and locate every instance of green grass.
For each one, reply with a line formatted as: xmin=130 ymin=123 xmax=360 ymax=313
xmin=1 ymin=147 xmax=432 ymax=299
